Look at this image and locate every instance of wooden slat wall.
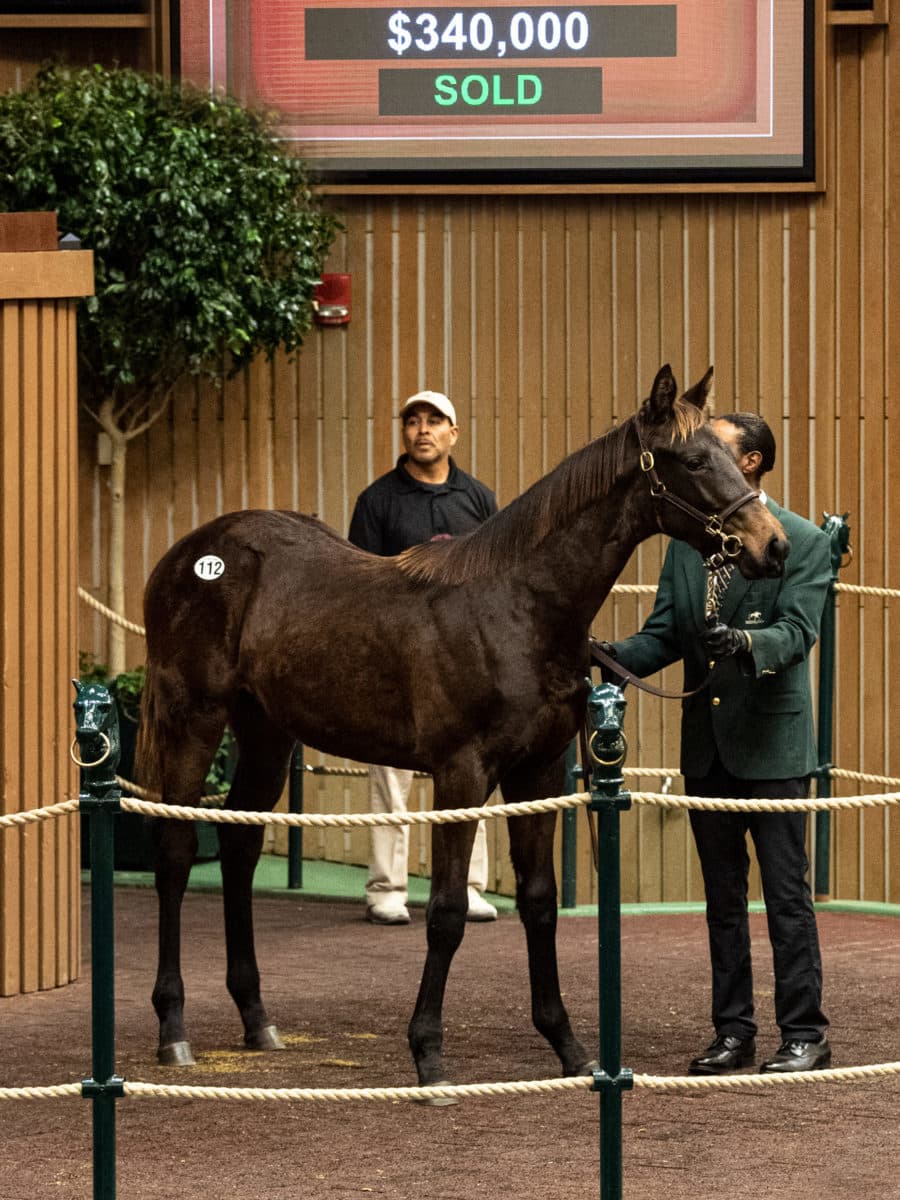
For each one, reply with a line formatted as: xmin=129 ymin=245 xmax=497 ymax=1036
xmin=1 ymin=294 xmax=81 ymax=995
xmin=76 ymin=23 xmax=900 ymax=904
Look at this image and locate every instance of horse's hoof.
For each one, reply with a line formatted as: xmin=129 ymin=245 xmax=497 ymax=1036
xmin=415 ymin=1080 xmax=459 ymax=1106
xmin=244 ymin=1024 xmax=285 ymax=1051
xmin=575 ymin=1059 xmax=600 ymax=1077
xmin=158 ymin=1041 xmax=195 ymax=1066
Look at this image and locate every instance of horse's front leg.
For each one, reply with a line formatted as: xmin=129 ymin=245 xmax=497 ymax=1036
xmin=503 ymin=757 xmax=597 ymax=1077
xmin=408 ymin=784 xmax=480 ymax=1094
xmin=153 ymin=817 xmax=199 ymax=1065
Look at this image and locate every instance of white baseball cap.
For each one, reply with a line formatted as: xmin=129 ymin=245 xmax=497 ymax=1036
xmin=399 ymin=390 xmax=457 ymax=426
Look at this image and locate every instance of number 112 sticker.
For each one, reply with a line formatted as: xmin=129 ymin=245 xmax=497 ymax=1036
xmin=194 ymin=555 xmax=225 ymax=580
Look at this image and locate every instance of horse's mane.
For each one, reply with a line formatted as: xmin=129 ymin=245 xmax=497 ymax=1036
xmin=397 ymin=397 xmax=704 ymax=586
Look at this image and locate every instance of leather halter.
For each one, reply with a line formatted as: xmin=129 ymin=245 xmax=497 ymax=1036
xmin=636 ymin=425 xmax=760 ymax=570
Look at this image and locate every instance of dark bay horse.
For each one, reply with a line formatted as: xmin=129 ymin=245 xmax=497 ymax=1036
xmin=136 ymin=365 xmax=787 ymax=1086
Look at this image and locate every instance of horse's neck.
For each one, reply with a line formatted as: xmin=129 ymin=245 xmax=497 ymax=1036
xmin=526 ymin=476 xmax=654 ymax=629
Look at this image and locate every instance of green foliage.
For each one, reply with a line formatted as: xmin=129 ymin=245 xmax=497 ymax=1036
xmin=78 ymin=653 xmax=235 ymax=795
xmin=0 ymin=63 xmax=338 ymax=411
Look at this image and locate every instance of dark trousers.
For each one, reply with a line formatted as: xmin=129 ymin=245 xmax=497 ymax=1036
xmin=685 ymin=758 xmax=828 ymax=1043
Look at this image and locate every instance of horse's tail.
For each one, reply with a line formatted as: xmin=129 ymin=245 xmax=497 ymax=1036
xmin=134 ymin=660 xmax=163 ymax=792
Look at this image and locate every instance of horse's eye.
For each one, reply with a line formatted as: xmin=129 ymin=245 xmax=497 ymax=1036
xmin=685 ymin=456 xmax=705 ymax=472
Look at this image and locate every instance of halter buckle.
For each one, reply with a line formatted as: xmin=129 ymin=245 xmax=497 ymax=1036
xmin=705 ymin=515 xmax=723 ymax=536
xmin=649 ymin=479 xmax=666 ymax=498
xmin=639 ymin=450 xmax=655 ymax=473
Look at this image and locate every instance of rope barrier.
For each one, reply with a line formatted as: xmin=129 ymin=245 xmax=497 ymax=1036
xmin=5 ymin=1059 xmax=900 ymax=1104
xmin=633 ymin=1061 xmax=900 ymax=1091
xmin=5 ymin=781 xmax=898 ymax=834
xmin=78 ymin=587 xmax=146 ymax=636
xmin=118 ymin=786 xmax=900 ymax=827
xmin=115 ymin=776 xmax=228 ymax=808
xmin=118 ymin=1061 xmax=900 ymax=1100
xmin=119 ymin=792 xmax=590 ymax=827
xmin=76 ymin=579 xmax=900 ymax=644
xmin=829 ymin=766 xmax=900 ymax=788
xmin=0 ymin=1083 xmax=83 ymax=1101
xmin=124 ymin=1076 xmax=595 ymax=1103
xmin=631 ymin=790 xmax=900 ymax=813
xmin=0 ymin=798 xmax=80 ymax=829
xmin=833 ymin=582 xmax=900 ymax=599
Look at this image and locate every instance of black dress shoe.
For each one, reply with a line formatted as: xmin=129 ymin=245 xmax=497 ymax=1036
xmin=688 ymin=1034 xmax=756 ymax=1075
xmin=760 ymin=1037 xmax=831 ymax=1073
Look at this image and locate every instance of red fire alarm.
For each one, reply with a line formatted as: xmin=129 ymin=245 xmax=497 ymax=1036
xmin=313 ymin=273 xmax=351 ymax=325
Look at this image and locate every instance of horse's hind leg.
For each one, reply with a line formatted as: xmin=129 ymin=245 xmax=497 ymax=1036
xmin=220 ymin=692 xmax=294 ymax=1051
xmin=407 ymin=764 xmax=481 ymax=1093
xmin=502 ymin=756 xmax=597 ymax=1077
xmin=152 ymin=709 xmax=228 ymax=1065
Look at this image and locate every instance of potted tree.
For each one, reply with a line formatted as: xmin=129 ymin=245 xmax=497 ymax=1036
xmin=0 ymin=64 xmax=338 ymax=675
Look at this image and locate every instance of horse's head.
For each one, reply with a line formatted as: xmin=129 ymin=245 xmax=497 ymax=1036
xmin=636 ymin=365 xmax=788 ymax=579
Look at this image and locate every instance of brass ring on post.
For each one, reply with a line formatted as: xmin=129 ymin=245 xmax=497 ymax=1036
xmin=70 ymin=732 xmax=111 ymax=768
xmin=588 ymin=730 xmax=627 ymax=767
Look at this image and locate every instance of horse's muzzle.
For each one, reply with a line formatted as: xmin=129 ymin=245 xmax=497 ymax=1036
xmin=763 ymin=531 xmax=789 ymax=577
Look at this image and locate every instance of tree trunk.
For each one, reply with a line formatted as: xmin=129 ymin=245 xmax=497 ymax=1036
xmin=107 ymin=431 xmax=128 ymax=676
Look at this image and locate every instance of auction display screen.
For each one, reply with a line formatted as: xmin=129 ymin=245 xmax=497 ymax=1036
xmin=179 ymin=0 xmax=815 ymax=188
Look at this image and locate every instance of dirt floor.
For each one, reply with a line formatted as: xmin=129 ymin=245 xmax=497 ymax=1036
xmin=2 ymin=887 xmax=899 ymax=1200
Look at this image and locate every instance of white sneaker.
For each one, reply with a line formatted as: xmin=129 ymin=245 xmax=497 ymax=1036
xmin=466 ymin=887 xmax=498 ymax=922
xmin=366 ymin=902 xmax=410 ymax=925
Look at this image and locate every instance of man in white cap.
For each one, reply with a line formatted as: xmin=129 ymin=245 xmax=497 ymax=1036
xmin=348 ymin=389 xmax=499 ymax=924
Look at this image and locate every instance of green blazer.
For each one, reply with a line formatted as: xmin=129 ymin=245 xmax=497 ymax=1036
xmin=608 ymin=500 xmax=831 ymax=780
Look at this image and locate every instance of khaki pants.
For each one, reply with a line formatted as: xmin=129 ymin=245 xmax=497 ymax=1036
xmin=366 ymin=764 xmax=489 ymax=907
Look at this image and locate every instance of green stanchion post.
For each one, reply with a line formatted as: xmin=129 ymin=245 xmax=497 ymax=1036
xmin=73 ymin=681 xmax=125 ymax=1200
xmin=288 ymin=743 xmax=304 ymax=890
xmin=586 ymin=683 xmax=634 ymax=1200
xmin=561 ymin=740 xmax=580 ymax=909
xmin=815 ymin=513 xmax=851 ymax=900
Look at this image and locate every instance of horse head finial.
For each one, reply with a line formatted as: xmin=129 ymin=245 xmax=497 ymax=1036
xmin=72 ymin=680 xmax=121 ymax=788
xmin=586 ymin=683 xmax=627 ymax=774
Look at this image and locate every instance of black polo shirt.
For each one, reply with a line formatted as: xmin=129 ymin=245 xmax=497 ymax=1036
xmin=348 ymin=456 xmax=497 ymax=556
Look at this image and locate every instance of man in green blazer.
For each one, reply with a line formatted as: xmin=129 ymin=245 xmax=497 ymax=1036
xmin=607 ymin=413 xmax=832 ymax=1075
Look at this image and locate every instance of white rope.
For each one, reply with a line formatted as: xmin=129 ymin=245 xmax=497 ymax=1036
xmin=78 ymin=587 xmax=146 ymax=636
xmin=0 ymin=798 xmax=80 ymax=829
xmin=834 ymin=582 xmax=900 ymax=599
xmin=124 ymin=1076 xmax=594 ymax=1103
xmin=116 ymin=776 xmax=227 ymax=808
xmin=120 ymin=1060 xmax=900 ymax=1102
xmin=829 ymin=767 xmax=900 ymax=788
xmin=633 ymin=1061 xmax=900 ymax=1091
xmin=631 ymin=790 xmax=900 ymax=813
xmin=8 ymin=778 xmax=900 ymax=834
xmin=0 ymin=1083 xmax=83 ymax=1100
xmin=119 ymin=792 xmax=590 ymax=827
xmin=4 ymin=1059 xmax=900 ymax=1104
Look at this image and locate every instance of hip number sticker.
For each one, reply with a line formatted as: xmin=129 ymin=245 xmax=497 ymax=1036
xmin=194 ymin=554 xmax=225 ymax=581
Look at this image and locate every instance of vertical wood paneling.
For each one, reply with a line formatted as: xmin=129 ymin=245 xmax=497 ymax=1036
xmin=2 ymin=286 xmax=82 ymax=995
xmin=71 ymin=24 xmax=900 ymax=906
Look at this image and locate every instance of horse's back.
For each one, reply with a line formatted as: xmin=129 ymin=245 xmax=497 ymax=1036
xmin=143 ymin=510 xmax=352 ymax=655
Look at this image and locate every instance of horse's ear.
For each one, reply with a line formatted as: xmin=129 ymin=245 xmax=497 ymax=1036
xmin=640 ymin=364 xmax=678 ymax=425
xmin=72 ymin=679 xmax=82 ymax=695
xmin=682 ymin=366 xmax=714 ymax=411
